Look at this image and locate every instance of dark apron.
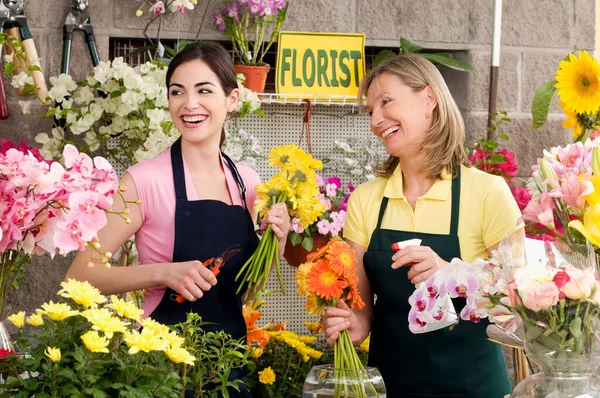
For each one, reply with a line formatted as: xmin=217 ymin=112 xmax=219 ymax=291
xmin=150 ymin=138 xmax=258 ymax=398
xmin=363 ymin=169 xmax=511 ymax=398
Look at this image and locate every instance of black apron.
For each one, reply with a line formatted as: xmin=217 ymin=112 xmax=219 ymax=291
xmin=150 ymin=138 xmax=258 ymax=398
xmin=363 ymin=168 xmax=511 ymax=397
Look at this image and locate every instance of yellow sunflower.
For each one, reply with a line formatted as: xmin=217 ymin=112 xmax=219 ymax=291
xmin=306 ymin=259 xmax=348 ymax=300
xmin=555 ymin=50 xmax=600 ymax=115
xmin=558 ymin=102 xmax=585 ymax=139
xmin=268 ymin=145 xmax=303 ymax=167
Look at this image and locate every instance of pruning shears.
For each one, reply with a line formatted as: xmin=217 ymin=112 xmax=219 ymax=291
xmin=61 ymin=0 xmax=100 ymax=74
xmin=171 ymin=244 xmax=241 ymax=304
xmin=1 ymin=0 xmax=48 ymax=104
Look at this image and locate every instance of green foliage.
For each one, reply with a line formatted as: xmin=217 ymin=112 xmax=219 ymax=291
xmin=372 ymin=37 xmax=475 ymax=73
xmin=173 ymin=313 xmax=254 ymax=398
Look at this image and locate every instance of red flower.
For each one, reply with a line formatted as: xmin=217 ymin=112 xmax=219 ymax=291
xmin=553 ymin=269 xmax=571 ymax=299
xmin=512 ymin=187 xmax=532 ymax=211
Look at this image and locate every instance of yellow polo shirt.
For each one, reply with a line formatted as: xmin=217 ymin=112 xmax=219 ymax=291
xmin=344 ymin=164 xmax=523 ymax=262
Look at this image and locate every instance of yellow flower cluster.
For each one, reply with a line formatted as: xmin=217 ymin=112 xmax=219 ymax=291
xmin=359 ymin=335 xmax=370 ymax=353
xmin=7 ymin=279 xmax=195 ymax=366
xmin=255 ymin=145 xmax=326 ymax=227
xmin=268 ymin=330 xmax=322 ymax=362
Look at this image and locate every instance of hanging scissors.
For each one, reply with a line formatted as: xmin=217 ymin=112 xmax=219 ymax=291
xmin=170 ymin=244 xmax=241 ymax=304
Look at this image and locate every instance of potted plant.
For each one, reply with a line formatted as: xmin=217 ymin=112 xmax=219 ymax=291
xmin=213 ymin=0 xmax=289 ymax=93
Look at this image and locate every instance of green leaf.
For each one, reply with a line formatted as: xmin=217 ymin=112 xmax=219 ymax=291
xmin=289 ymin=231 xmax=302 ymax=246
xmin=110 ymin=90 xmax=122 ymax=98
xmin=4 ymin=63 xmax=15 ymax=75
xmin=420 ymin=53 xmax=476 ymax=73
xmin=21 ymin=84 xmax=36 ymax=96
xmin=372 ymin=50 xmax=396 ymax=68
xmin=27 ymin=65 xmax=41 ymax=72
xmin=487 ymin=154 xmax=506 ymax=164
xmin=497 ymin=133 xmax=510 ymax=141
xmin=532 ymin=81 xmax=557 ymax=130
xmin=569 ymin=317 xmax=582 ymax=338
xmin=400 ymin=37 xmax=422 ymax=54
xmin=301 ymin=235 xmax=314 ymax=252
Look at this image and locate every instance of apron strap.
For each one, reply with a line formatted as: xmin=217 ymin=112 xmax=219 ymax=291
xmin=449 ymin=166 xmax=461 ymax=236
xmin=170 ymin=137 xmax=187 ymax=203
xmin=375 ymin=166 xmax=462 ymax=234
xmin=221 ymin=152 xmax=248 ymax=211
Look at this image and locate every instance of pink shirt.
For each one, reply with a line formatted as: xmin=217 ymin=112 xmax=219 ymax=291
xmin=127 ymin=148 xmax=260 ymax=318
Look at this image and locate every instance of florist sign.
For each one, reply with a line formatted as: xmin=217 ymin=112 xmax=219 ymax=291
xmin=276 ymin=32 xmax=365 ymax=100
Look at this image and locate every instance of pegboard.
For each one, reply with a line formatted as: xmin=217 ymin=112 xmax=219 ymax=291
xmin=233 ymin=103 xmax=377 ymax=333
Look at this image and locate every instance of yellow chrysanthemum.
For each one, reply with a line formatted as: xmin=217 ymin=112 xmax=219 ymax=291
xmin=82 ymin=308 xmax=128 ymax=338
xmin=58 ymin=279 xmax=107 ymax=308
xmin=39 ymin=301 xmax=79 ymax=321
xmin=27 ymin=312 xmax=44 ymax=327
xmin=268 ymin=145 xmax=303 ymax=167
xmin=140 ymin=317 xmax=171 ymax=338
xmin=558 ymin=102 xmax=585 ymax=139
xmin=45 ymin=347 xmax=61 ymax=363
xmin=304 ymin=321 xmax=322 ymax=334
xmin=359 ymin=335 xmax=370 ymax=353
xmin=164 ymin=331 xmax=185 ymax=349
xmin=298 ymin=335 xmax=317 ymax=344
xmin=81 ymin=330 xmax=110 ymax=353
xmin=555 ymin=50 xmax=600 ymax=115
xmin=123 ymin=329 xmax=169 ymax=354
xmin=105 ymin=295 xmax=144 ymax=321
xmin=259 ymin=366 xmax=276 ymax=384
xmin=7 ymin=311 xmax=25 ymax=328
xmin=164 ymin=345 xmax=196 ymax=365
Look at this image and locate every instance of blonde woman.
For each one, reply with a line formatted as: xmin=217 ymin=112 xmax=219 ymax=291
xmin=322 ymin=54 xmax=524 ymax=397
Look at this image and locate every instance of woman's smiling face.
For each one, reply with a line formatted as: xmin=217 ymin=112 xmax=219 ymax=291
xmin=366 ymin=72 xmax=435 ymax=159
xmin=168 ymin=59 xmax=239 ymax=146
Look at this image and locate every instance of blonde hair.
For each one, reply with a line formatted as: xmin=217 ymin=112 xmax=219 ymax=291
xmin=359 ymin=53 xmax=469 ymax=180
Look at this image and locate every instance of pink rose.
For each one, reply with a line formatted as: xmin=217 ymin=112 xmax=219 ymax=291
xmin=553 ymin=269 xmax=571 ymax=299
xmin=561 ymin=269 xmax=595 ymax=300
xmin=523 ymin=282 xmax=560 ymax=312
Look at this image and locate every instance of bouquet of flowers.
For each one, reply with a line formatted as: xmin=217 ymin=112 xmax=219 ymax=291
xmin=0 ymin=141 xmax=125 ymax=320
xmin=408 ymin=238 xmax=600 ymax=364
xmin=236 ymin=145 xmax=325 ymax=296
xmin=322 ymin=136 xmax=386 ymax=184
xmin=295 ymin=238 xmax=378 ymax=398
xmin=0 ymin=279 xmax=193 ymax=396
xmin=213 ymin=0 xmax=289 ymax=66
xmin=288 ymin=175 xmax=353 ymax=253
xmin=532 ymin=50 xmax=600 ymax=142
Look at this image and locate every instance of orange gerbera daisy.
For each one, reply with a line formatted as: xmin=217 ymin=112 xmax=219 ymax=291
xmin=294 ymin=261 xmax=313 ymax=295
xmin=326 ymin=240 xmax=357 ymax=278
xmin=346 ymin=285 xmax=365 ymax=310
xmin=307 ymin=237 xmax=339 ymax=262
xmin=307 ymin=259 xmax=348 ymax=300
xmin=305 ymin=292 xmax=325 ymax=315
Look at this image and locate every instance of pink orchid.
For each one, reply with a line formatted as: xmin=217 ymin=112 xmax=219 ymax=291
xmin=149 ymin=1 xmax=165 ymax=15
xmin=445 ymin=268 xmax=479 ymax=298
xmin=54 ymin=212 xmax=99 ymax=254
xmin=408 ymin=309 xmax=430 ymax=333
xmin=408 ymin=289 xmax=435 ymax=313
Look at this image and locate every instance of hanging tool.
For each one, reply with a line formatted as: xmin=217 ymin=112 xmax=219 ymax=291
xmin=299 ymin=99 xmax=313 ymax=154
xmin=61 ymin=0 xmax=100 ymax=75
xmin=170 ymin=244 xmax=242 ymax=304
xmin=0 ymin=1 xmax=9 ymax=119
xmin=3 ymin=0 xmax=49 ymax=104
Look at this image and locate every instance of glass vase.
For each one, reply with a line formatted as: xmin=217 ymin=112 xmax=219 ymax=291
xmin=302 ymin=364 xmax=386 ymax=398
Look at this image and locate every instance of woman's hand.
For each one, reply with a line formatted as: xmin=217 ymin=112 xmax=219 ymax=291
xmin=322 ymin=300 xmax=361 ymax=346
xmin=160 ymin=261 xmax=218 ymax=301
xmin=260 ymin=203 xmax=290 ymax=257
xmin=391 ymin=245 xmax=448 ymax=284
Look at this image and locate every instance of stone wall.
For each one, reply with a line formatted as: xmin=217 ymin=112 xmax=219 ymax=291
xmin=0 ymin=0 xmax=595 ymax=328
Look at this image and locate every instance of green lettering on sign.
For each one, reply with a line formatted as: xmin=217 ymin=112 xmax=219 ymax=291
xmin=338 ymin=50 xmax=350 ymax=87
xmin=303 ymin=49 xmax=315 ymax=87
xmin=291 ymin=49 xmax=302 ymax=86
xmin=280 ymin=48 xmax=292 ymax=86
xmin=317 ymin=49 xmax=330 ymax=87
xmin=350 ymin=51 xmax=362 ymax=87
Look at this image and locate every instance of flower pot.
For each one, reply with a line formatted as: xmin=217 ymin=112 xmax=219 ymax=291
xmin=284 ymin=235 xmax=330 ymax=268
xmin=302 ymin=364 xmax=386 ymax=398
xmin=234 ymin=64 xmax=270 ymax=95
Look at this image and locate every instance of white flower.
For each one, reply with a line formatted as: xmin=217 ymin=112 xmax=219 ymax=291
xmin=35 ymin=132 xmax=50 ymax=144
xmin=74 ymin=86 xmax=95 ymax=105
xmin=3 ymin=53 xmax=13 ymax=63
xmin=122 ymin=69 xmax=144 ymax=90
xmin=50 ymin=74 xmax=78 ymax=91
xmin=92 ymin=61 xmax=112 ymax=84
xmin=62 ymin=98 xmax=73 ymax=110
xmin=147 ymin=108 xmax=168 ymax=130
xmin=47 ymin=84 xmax=70 ymax=103
xmin=11 ymin=71 xmax=32 ymax=89
xmin=18 ymin=100 xmax=32 ymax=115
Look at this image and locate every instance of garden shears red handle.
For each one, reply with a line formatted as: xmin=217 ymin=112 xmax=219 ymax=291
xmin=172 ymin=244 xmax=241 ymax=304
